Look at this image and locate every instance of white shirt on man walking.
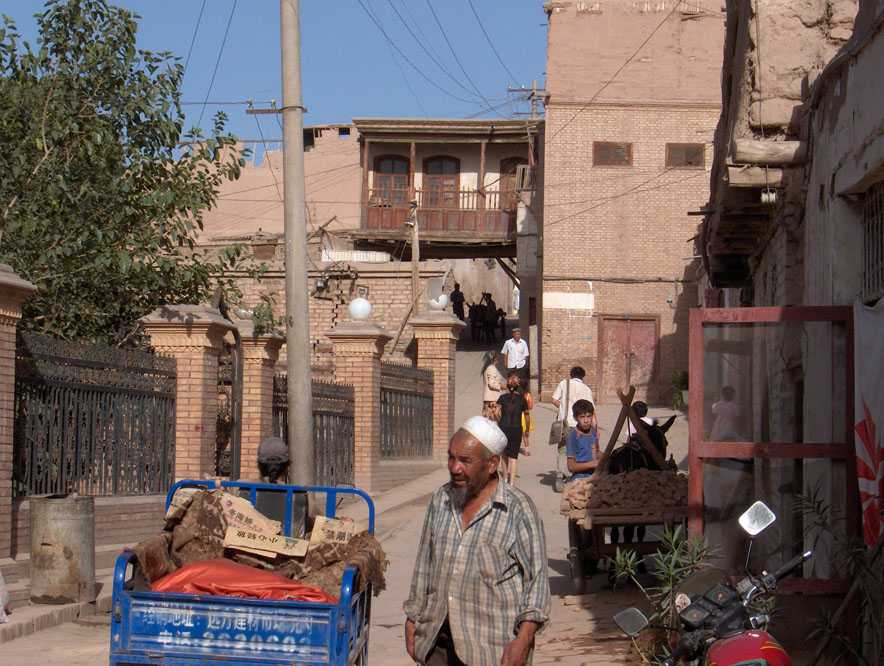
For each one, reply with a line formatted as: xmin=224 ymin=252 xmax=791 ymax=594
xmin=552 ymin=376 xmax=594 ymax=428
xmin=501 ymin=332 xmax=529 ymax=370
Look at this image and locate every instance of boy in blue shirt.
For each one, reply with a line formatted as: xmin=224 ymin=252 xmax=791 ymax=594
xmin=566 ymin=399 xmax=600 ymax=480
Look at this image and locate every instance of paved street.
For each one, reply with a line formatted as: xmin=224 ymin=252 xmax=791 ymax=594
xmin=2 ymin=349 xmax=681 ymax=665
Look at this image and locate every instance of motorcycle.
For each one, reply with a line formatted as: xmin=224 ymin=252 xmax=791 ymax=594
xmin=613 ymin=500 xmax=813 ymax=665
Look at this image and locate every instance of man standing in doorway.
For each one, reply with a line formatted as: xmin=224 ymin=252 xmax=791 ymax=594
xmin=502 ymin=327 xmax=530 ymax=391
xmin=404 ymin=416 xmax=550 ymax=666
xmin=451 ymin=283 xmax=466 ymax=321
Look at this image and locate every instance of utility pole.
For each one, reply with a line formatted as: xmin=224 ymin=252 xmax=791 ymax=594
xmin=508 ymin=80 xmax=547 ymax=120
xmin=280 ymin=0 xmax=313 ymax=484
xmin=408 ymin=201 xmax=420 ymax=316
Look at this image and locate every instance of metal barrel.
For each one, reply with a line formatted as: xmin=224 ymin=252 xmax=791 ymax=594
xmin=29 ymin=494 xmax=95 ymax=604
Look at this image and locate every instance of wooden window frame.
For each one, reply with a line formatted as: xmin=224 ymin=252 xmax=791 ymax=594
xmin=372 ymin=154 xmax=410 ymax=206
xmin=592 ymin=141 xmax=633 ymax=167
xmin=863 ymin=181 xmax=884 ymax=303
xmin=422 ymin=155 xmax=461 ymax=209
xmin=666 ymin=143 xmax=706 ymax=169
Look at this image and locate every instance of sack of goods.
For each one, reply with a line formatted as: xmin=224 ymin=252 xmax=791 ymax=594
xmin=560 ymin=469 xmax=688 ymax=527
xmin=130 ymin=488 xmax=388 ymax=604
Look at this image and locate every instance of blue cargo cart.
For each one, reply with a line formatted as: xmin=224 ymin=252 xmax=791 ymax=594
xmin=109 ymin=480 xmax=376 ymax=665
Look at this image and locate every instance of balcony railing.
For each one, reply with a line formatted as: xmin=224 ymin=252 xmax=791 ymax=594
xmin=364 ymin=188 xmax=516 ymax=235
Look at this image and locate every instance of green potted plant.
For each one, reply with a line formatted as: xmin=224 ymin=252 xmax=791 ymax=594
xmin=672 ymin=370 xmax=689 ymax=410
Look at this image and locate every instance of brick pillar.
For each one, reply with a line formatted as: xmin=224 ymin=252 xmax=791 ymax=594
xmin=326 ymin=321 xmax=391 ymax=492
xmin=0 ymin=265 xmax=36 ymax=559
xmin=411 ymin=311 xmax=465 ymax=461
xmin=140 ymin=305 xmax=233 ymax=481
xmin=238 ymin=321 xmax=283 ymax=481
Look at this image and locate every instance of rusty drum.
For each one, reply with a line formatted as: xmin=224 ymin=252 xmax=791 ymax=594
xmin=29 ymin=494 xmax=95 ymax=604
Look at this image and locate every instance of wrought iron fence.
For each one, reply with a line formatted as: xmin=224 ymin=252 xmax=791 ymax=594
xmin=380 ymin=362 xmax=433 ymax=459
xmin=273 ymin=375 xmax=355 ymax=487
xmin=13 ymin=331 xmax=176 ymax=497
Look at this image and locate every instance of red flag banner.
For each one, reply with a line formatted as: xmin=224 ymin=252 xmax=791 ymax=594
xmin=854 ymin=300 xmax=884 ymax=547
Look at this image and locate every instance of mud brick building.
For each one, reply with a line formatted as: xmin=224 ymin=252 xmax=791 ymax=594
xmin=539 ymin=0 xmax=724 ymax=402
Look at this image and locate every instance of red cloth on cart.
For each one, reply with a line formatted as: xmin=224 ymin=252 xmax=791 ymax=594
xmin=151 ymin=559 xmax=338 ymax=604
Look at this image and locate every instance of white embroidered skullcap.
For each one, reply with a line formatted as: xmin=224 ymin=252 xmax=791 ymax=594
xmin=460 ymin=416 xmax=507 ymax=455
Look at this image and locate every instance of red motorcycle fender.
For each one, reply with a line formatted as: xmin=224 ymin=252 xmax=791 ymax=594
xmin=705 ymin=630 xmax=792 ymax=666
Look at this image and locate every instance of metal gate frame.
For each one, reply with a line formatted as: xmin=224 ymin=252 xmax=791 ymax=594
xmin=688 ymin=305 xmax=859 ymax=593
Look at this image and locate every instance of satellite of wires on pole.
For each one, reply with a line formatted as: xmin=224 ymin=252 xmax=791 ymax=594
xmin=507 ymin=80 xmax=547 ymax=120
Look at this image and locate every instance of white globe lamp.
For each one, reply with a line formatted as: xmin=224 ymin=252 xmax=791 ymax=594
xmin=428 ymin=293 xmax=449 ymax=311
xmin=348 ymin=297 xmax=372 ymax=321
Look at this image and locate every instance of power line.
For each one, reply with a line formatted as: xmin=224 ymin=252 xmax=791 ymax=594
xmin=196 ymin=0 xmax=238 ymax=131
xmin=183 ymin=0 xmax=207 ymax=74
xmin=182 ymin=100 xmax=276 ymax=106
xmin=545 ymin=168 xmax=710 ymax=229
xmin=424 ymin=0 xmax=494 ymax=108
xmin=252 ymin=111 xmax=283 ymax=201
xmin=548 ymin=0 xmax=684 ymax=143
xmin=385 ymin=0 xmax=481 ymax=101
xmin=378 ymin=10 xmax=429 ymax=116
xmin=466 ymin=0 xmax=519 ymax=85
xmin=355 ymin=0 xmax=482 ymax=105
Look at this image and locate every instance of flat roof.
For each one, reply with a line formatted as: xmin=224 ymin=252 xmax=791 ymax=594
xmin=352 ymin=117 xmax=542 ymax=136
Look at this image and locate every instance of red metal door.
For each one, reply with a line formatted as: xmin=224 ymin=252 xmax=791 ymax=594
xmin=629 ymin=319 xmax=657 ymax=396
xmin=600 ymin=319 xmax=629 ymax=402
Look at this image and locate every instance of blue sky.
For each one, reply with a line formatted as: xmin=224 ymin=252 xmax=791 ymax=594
xmin=6 ymin=1 xmax=548 ymax=140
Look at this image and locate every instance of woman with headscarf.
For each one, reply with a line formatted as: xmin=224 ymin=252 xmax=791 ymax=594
xmin=481 ymin=350 xmax=506 ymax=422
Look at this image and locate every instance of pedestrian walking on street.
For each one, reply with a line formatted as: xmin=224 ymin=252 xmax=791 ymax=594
xmin=483 ymin=293 xmax=499 ymax=343
xmin=551 ymin=366 xmax=595 ymax=428
xmin=404 ymin=416 xmax=550 ymax=666
xmin=501 ymin=327 xmax=530 ymax=391
xmin=451 ymin=282 xmax=466 ymax=321
xmin=519 ymin=381 xmax=536 ymax=457
xmin=481 ymin=351 xmax=505 ymax=421
xmin=497 ymin=371 xmax=530 ymax=485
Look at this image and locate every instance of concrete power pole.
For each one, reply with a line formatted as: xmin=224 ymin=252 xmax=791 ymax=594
xmin=280 ymin=0 xmax=314 ymax=484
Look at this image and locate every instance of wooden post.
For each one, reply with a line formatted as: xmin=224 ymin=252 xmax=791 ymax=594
xmin=595 ymin=386 xmax=636 ymax=476
xmin=688 ymin=307 xmax=704 ymax=536
xmin=478 ymin=140 xmax=487 ymax=211
xmin=409 ymin=141 xmax=416 ymax=200
xmin=361 ymin=138 xmax=370 ymax=218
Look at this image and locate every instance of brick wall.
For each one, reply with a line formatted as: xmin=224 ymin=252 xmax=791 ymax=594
xmin=541 ymin=103 xmax=717 ymax=402
xmin=0 ymin=322 xmax=16 ymax=558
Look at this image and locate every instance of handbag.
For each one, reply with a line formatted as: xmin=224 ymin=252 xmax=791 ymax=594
xmin=547 ymin=377 xmax=570 ymax=446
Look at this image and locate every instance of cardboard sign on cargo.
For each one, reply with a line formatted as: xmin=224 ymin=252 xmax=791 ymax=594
xmin=219 ymin=492 xmax=282 ymax=535
xmin=309 ymin=516 xmax=356 ymax=550
xmin=224 ymin=526 xmax=309 ymax=558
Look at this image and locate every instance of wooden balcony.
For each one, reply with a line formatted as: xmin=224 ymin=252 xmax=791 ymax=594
xmin=364 ymin=188 xmax=517 ymax=237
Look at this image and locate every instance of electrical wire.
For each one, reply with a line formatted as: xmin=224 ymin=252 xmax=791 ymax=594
xmin=545 ymin=168 xmax=710 ymax=229
xmin=252 ymin=111 xmax=283 ymax=202
xmin=548 ymin=0 xmax=684 ymax=144
xmin=183 ymin=0 xmax=207 ymax=74
xmin=384 ymin=34 xmax=430 ymax=117
xmin=424 ymin=0 xmax=494 ymax=108
xmin=196 ymin=0 xmax=238 ymax=132
xmin=355 ymin=0 xmax=483 ymax=105
xmin=385 ymin=0 xmax=482 ymax=102
xmin=466 ymin=0 xmax=519 ymax=85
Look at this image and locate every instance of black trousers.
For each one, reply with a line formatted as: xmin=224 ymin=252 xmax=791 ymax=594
xmin=425 ymin=620 xmax=466 ymax=666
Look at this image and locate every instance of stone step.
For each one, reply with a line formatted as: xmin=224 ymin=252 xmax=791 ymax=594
xmin=5 ymin=567 xmax=116 ymax=610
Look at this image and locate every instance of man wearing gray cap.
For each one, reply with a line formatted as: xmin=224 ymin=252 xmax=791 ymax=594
xmin=404 ymin=416 xmax=550 ymax=666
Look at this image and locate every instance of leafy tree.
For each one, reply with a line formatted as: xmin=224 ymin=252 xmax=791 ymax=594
xmin=0 ymin=0 xmax=251 ymax=345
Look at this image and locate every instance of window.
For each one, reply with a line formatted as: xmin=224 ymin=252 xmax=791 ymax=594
xmin=338 ymin=127 xmax=351 ymax=137
xmin=666 ymin=143 xmax=705 ymax=169
xmin=863 ymin=182 xmax=884 ymax=303
xmin=423 ymin=156 xmax=460 ymax=208
xmin=373 ymin=155 xmax=409 ymax=206
xmin=593 ymin=142 xmax=633 ymax=166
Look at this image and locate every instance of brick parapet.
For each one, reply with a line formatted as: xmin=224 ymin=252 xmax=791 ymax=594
xmin=239 ymin=326 xmax=283 ymax=481
xmin=0 ymin=265 xmax=36 ymax=559
xmin=326 ymin=322 xmax=391 ymax=492
xmin=140 ymin=305 xmax=233 ymax=481
xmin=412 ymin=312 xmax=464 ymax=461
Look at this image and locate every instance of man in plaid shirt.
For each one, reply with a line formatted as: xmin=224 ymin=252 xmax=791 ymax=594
xmin=404 ymin=416 xmax=551 ymax=665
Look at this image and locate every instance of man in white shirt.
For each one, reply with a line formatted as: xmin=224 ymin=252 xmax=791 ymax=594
xmin=501 ymin=328 xmax=530 ymax=390
xmin=551 ymin=367 xmax=595 ymax=428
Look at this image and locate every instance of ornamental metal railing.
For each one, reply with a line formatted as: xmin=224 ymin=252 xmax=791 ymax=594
xmin=273 ymin=376 xmax=355 ymax=487
xmin=13 ymin=331 xmax=176 ymax=497
xmin=380 ymin=362 xmax=433 ymax=459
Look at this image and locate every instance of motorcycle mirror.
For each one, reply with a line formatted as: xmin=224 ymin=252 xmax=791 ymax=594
xmin=613 ymin=608 xmax=649 ymax=638
xmin=738 ymin=501 xmax=776 ymax=536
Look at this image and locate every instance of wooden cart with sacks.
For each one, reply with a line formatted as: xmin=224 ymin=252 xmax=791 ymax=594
xmin=559 ymin=387 xmax=689 ymax=593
